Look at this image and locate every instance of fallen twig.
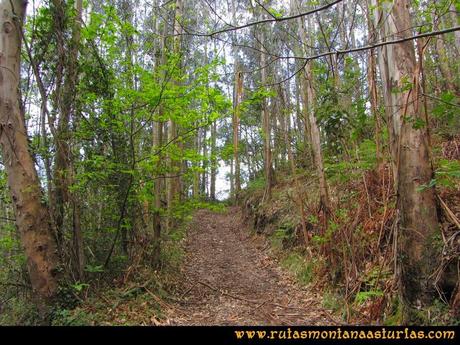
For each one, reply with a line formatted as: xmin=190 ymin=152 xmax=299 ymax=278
xmin=197 ymin=280 xmax=260 ymax=304
xmin=195 ymin=279 xmax=338 ymax=323
xmin=180 ymin=282 xmax=198 ymax=299
xmin=438 ymin=195 xmax=460 ymax=230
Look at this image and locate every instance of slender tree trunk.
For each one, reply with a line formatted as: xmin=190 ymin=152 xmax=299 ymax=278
xmin=434 ymin=34 xmax=458 ymax=94
xmin=304 ymin=65 xmax=331 ymax=214
xmin=371 ymin=0 xmax=400 ymax=185
xmin=230 ymin=158 xmax=234 ymax=197
xmin=51 ymin=0 xmax=84 ymax=277
xmin=151 ymin=7 xmax=168 ymax=266
xmin=366 ymin=5 xmax=382 ymax=166
xmin=233 ymin=65 xmax=242 ymax=198
xmin=152 ymin=119 xmax=163 ymax=266
xmin=368 ymin=50 xmax=383 ymax=166
xmin=193 ymin=127 xmax=200 ymax=198
xmin=297 ymin=72 xmax=312 ymax=163
xmin=69 ymin=0 xmax=84 ymax=280
xmin=51 ymin=0 xmax=66 ymax=247
xmin=298 ymin=11 xmax=330 ymax=214
xmin=201 ymin=127 xmax=207 ymax=197
xmin=260 ymin=30 xmax=273 ymax=201
xmin=294 ymin=74 xmax=303 ymax=143
xmin=280 ymin=86 xmax=309 ymax=246
xmin=0 ymin=0 xmax=59 ymax=312
xmin=371 ymin=0 xmax=439 ymax=322
xmin=273 ymin=99 xmax=280 ymax=171
xmin=167 ymin=0 xmax=183 ymax=227
xmin=277 ymin=78 xmax=288 ymax=167
xmin=450 ymin=4 xmax=460 ymax=53
xmin=231 ymin=0 xmax=242 ymax=199
xmin=210 ymin=121 xmax=217 ymax=201
xmin=119 ymin=0 xmax=137 ymax=256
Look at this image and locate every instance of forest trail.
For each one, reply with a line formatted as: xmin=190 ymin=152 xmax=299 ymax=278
xmin=167 ymin=207 xmax=339 ymax=325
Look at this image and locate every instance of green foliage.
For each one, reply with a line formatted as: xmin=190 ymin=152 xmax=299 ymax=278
xmin=325 ymin=140 xmax=377 ymax=183
xmin=354 ymin=290 xmax=384 ymax=305
xmin=392 ymin=75 xmax=413 ymax=93
xmin=270 ymin=229 xmax=287 ymax=250
xmin=268 ymin=8 xmax=283 ymax=18
xmin=435 ymin=159 xmax=460 ymax=188
xmin=384 ymin=297 xmax=404 ymax=326
xmin=281 ymin=252 xmax=314 ymax=285
xmin=71 ymin=282 xmax=90 ymax=293
xmin=0 ymin=297 xmax=39 ymax=326
xmin=364 ymin=266 xmax=390 ymax=288
xmin=4 ymin=0 xmax=458 ymax=327
xmin=84 ymin=264 xmax=104 ymax=273
xmin=357 ymin=140 xmax=378 ymax=169
xmin=307 ymin=214 xmax=319 ymax=225
xmin=246 ymin=176 xmax=266 ymax=192
xmin=432 ymin=92 xmax=460 ymax=136
xmin=20 ymin=0 xmax=233 ymax=293
xmin=52 ymin=308 xmax=95 ymax=326
xmin=322 ymin=291 xmax=342 ymax=312
xmin=418 ymin=159 xmax=460 ymax=191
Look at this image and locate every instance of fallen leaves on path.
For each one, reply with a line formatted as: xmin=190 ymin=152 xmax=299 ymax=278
xmin=167 ymin=206 xmax=339 ymax=325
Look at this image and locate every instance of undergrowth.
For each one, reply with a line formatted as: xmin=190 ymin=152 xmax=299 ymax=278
xmin=241 ymin=145 xmax=460 ymax=325
xmin=0 ymin=200 xmax=226 ymax=326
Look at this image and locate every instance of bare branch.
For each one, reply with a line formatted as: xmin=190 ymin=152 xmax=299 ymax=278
xmin=300 ymin=25 xmax=460 ymax=61
xmin=173 ymin=0 xmax=343 ymax=37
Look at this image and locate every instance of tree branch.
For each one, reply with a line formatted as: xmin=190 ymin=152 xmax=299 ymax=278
xmin=299 ymin=25 xmax=460 ymax=61
xmin=175 ymin=0 xmax=343 ymax=37
xmin=264 ymin=25 xmax=460 ymax=86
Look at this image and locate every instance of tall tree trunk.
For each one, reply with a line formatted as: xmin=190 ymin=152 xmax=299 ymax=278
xmin=0 ymin=0 xmax=59 ymax=311
xmin=201 ymin=127 xmax=207 ymax=197
xmin=304 ymin=65 xmax=330 ymax=214
xmin=152 ymin=119 xmax=163 ymax=266
xmin=230 ymin=157 xmax=234 ymax=197
xmin=368 ymin=50 xmax=383 ymax=166
xmin=298 ymin=11 xmax=331 ymax=214
xmin=297 ymin=71 xmax=312 ymax=162
xmin=193 ymin=127 xmax=200 ymax=198
xmin=260 ymin=30 xmax=273 ymax=201
xmin=277 ymin=71 xmax=288 ymax=167
xmin=69 ymin=0 xmax=84 ymax=280
xmin=151 ymin=6 xmax=169 ymax=266
xmin=51 ymin=0 xmax=84 ymax=278
xmin=450 ymin=4 xmax=460 ymax=53
xmin=233 ymin=65 xmax=242 ymax=199
xmin=118 ymin=0 xmax=137 ymax=256
xmin=280 ymin=86 xmax=309 ymax=246
xmin=231 ymin=0 xmax=242 ymax=200
xmin=434 ymin=34 xmax=458 ymax=94
xmin=51 ymin=0 xmax=66 ymax=247
xmin=371 ymin=0 xmax=400 ymax=185
xmin=371 ymin=0 xmax=439 ymax=322
xmin=210 ymin=121 xmax=217 ymax=201
xmin=166 ymin=0 xmax=183 ymax=228
xmin=366 ymin=4 xmax=382 ymax=166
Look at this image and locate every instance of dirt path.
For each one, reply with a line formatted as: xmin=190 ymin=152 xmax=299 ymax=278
xmin=167 ymin=207 xmax=339 ymax=325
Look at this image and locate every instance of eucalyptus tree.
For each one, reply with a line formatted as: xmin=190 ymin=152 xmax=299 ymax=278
xmin=0 ymin=0 xmax=59 ymax=312
xmin=296 ymin=0 xmax=331 ymax=215
xmin=370 ymin=0 xmax=440 ymax=322
xmin=50 ymin=0 xmax=85 ymax=279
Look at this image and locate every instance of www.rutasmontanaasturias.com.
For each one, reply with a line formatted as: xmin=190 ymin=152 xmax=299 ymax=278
xmin=234 ymin=328 xmax=456 ymax=341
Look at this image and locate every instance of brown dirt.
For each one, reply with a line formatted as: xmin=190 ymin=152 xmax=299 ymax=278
xmin=167 ymin=206 xmax=339 ymax=325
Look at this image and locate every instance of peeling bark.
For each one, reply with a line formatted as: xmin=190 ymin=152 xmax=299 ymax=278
xmin=371 ymin=0 xmax=440 ymax=322
xmin=0 ymin=0 xmax=59 ymax=310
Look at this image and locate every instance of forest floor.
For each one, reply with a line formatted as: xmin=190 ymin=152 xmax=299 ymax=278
xmin=166 ymin=206 xmax=339 ymax=325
